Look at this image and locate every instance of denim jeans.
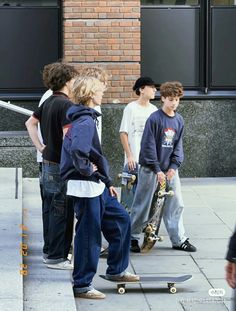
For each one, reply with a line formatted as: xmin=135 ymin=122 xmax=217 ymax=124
xmin=130 ymin=166 xmax=186 ymax=246
xmin=42 ymin=162 xmax=74 ymax=261
xmin=73 ymin=187 xmax=130 ymax=290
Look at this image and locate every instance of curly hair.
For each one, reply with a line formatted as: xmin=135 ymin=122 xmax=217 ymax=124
xmin=160 ymin=81 xmax=184 ymax=99
xmin=73 ymin=76 xmax=105 ymax=105
xmin=42 ymin=62 xmax=78 ymax=91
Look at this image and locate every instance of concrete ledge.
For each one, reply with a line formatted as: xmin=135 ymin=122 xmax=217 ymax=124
xmin=0 ymin=168 xmax=23 ymax=311
xmin=22 ymin=178 xmax=76 ymax=311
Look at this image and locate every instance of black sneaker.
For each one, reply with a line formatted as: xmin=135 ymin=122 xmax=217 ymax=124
xmin=172 ymin=239 xmax=197 ymax=252
xmin=130 ymin=240 xmax=140 ymax=253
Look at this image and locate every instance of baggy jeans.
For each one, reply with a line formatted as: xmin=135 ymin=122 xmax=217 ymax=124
xmin=73 ymin=187 xmax=131 ymax=291
xmin=42 ymin=162 xmax=74 ymax=261
xmin=130 ymin=166 xmax=187 ymax=246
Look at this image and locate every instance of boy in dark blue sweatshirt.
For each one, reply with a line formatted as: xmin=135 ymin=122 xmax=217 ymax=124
xmin=60 ymin=76 xmax=139 ymax=299
xmin=130 ymin=81 xmax=197 ymax=253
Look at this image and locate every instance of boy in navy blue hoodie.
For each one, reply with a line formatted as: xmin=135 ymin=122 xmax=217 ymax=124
xmin=60 ymin=76 xmax=139 ymax=299
xmin=130 ymin=81 xmax=197 ymax=253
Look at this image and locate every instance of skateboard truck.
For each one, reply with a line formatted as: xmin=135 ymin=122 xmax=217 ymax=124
xmin=118 ymin=172 xmax=136 ymax=190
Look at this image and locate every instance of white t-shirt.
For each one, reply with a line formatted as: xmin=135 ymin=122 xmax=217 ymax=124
xmin=67 ymin=179 xmax=105 ymax=198
xmin=119 ymin=101 xmax=157 ymax=164
xmin=37 ymin=89 xmax=53 ymax=162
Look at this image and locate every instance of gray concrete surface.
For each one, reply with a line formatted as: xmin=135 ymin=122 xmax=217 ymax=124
xmin=75 ymin=177 xmax=236 ymax=311
xmin=0 ymin=168 xmax=23 ymax=311
xmin=22 ymin=178 xmax=76 ymax=311
xmin=0 ymin=172 xmax=235 ymax=311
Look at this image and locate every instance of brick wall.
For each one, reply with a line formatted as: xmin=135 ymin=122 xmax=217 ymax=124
xmin=63 ymin=0 xmax=141 ymax=103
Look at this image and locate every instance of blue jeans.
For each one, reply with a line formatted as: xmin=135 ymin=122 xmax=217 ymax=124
xmin=130 ymin=166 xmax=186 ymax=246
xmin=42 ymin=162 xmax=74 ymax=261
xmin=73 ymin=187 xmax=130 ymax=290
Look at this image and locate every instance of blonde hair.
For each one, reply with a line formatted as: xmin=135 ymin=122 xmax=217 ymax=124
xmin=73 ymin=76 xmax=105 ymax=105
xmin=79 ymin=66 xmax=109 ymax=85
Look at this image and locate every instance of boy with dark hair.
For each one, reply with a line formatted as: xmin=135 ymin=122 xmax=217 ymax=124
xmin=25 ymin=62 xmax=78 ymax=269
xmin=120 ymin=77 xmax=157 ymax=171
xmin=130 ymin=81 xmax=197 ymax=253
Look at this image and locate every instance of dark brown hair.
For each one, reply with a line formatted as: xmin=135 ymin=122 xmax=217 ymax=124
xmin=42 ymin=62 xmax=78 ymax=91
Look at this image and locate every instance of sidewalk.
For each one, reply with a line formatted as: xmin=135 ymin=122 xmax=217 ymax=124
xmin=3 ymin=175 xmax=235 ymax=311
xmin=75 ymin=177 xmax=236 ymax=311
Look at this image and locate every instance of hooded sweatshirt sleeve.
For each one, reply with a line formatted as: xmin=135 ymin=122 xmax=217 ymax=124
xmin=70 ymin=117 xmax=95 ymax=176
xmin=139 ymin=115 xmax=161 ymax=174
xmin=169 ymin=124 xmax=184 ymax=170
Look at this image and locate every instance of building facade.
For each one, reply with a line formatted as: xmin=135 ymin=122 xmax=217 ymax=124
xmin=0 ymin=0 xmax=236 ymax=178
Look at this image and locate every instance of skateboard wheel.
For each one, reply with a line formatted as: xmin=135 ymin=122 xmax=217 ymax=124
xmin=168 ymin=190 xmax=174 ymax=197
xmin=147 ymin=237 xmax=153 ymax=242
xmin=157 ymin=236 xmax=164 ymax=242
xmin=169 ymin=286 xmax=177 ymax=294
xmin=146 ymin=225 xmax=153 ymax=233
xmin=117 ymin=286 xmax=126 ymax=294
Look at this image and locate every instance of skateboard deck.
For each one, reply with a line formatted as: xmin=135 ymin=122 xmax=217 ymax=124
xmin=100 ymin=274 xmax=192 ymax=294
xmin=118 ymin=163 xmax=138 ymax=214
xmin=141 ymin=178 xmax=174 ymax=253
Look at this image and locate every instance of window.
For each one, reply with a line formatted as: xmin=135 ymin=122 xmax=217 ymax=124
xmin=0 ymin=0 xmax=62 ymax=99
xmin=142 ymin=1 xmax=199 ymax=5
xmin=141 ymin=0 xmax=236 ymax=97
xmin=0 ymin=1 xmax=58 ymax=6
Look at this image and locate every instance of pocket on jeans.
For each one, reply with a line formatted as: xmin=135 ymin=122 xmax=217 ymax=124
xmin=43 ymin=173 xmax=62 ymax=194
xmin=53 ymin=198 xmax=66 ymax=216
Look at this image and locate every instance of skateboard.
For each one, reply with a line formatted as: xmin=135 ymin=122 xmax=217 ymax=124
xmin=100 ymin=274 xmax=192 ymax=294
xmin=141 ymin=178 xmax=174 ymax=253
xmin=118 ymin=163 xmax=138 ymax=214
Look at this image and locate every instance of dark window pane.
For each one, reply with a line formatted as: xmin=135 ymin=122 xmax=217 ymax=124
xmin=0 ymin=8 xmax=61 ymax=91
xmin=211 ymin=8 xmax=236 ymax=87
xmin=141 ymin=8 xmax=200 ymax=87
xmin=211 ymin=0 xmax=236 ymax=5
xmin=0 ymin=1 xmax=58 ymax=6
xmin=141 ymin=0 xmax=199 ymax=5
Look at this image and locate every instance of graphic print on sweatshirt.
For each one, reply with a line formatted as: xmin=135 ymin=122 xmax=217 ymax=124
xmin=162 ymin=128 xmax=176 ymax=148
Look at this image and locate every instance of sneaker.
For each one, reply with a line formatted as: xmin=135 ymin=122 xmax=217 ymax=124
xmin=42 ymin=253 xmax=48 ymax=264
xmin=46 ymin=260 xmax=73 ymax=270
xmin=172 ymin=239 xmax=197 ymax=252
xmin=106 ymin=271 xmax=140 ymax=282
xmin=74 ymin=288 xmax=106 ymax=299
xmin=130 ymin=240 xmax=140 ymax=253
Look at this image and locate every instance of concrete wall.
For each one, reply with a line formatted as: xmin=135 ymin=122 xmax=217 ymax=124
xmin=0 ymin=99 xmax=235 ymax=179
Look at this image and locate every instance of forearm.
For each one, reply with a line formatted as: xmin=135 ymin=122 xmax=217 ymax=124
xmin=120 ymin=132 xmax=133 ymax=158
xmin=25 ymin=119 xmax=45 ymax=153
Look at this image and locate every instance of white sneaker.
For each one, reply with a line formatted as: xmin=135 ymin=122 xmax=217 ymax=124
xmin=74 ymin=288 xmax=106 ymax=299
xmin=47 ymin=260 xmax=73 ymax=270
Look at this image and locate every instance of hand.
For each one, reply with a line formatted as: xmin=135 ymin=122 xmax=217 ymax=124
xmin=109 ymin=186 xmax=118 ymax=198
xmin=127 ymin=155 xmax=136 ymax=171
xmin=225 ymin=261 xmax=236 ymax=288
xmin=166 ymin=168 xmax=176 ymax=181
xmin=91 ymin=163 xmax=98 ymax=172
xmin=40 ymin=144 xmax=46 ymax=153
xmin=157 ymin=171 xmax=165 ymax=185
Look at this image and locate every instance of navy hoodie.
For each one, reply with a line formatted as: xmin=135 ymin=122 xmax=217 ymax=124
xmin=139 ymin=109 xmax=184 ymax=173
xmin=60 ymin=104 xmax=112 ymax=188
